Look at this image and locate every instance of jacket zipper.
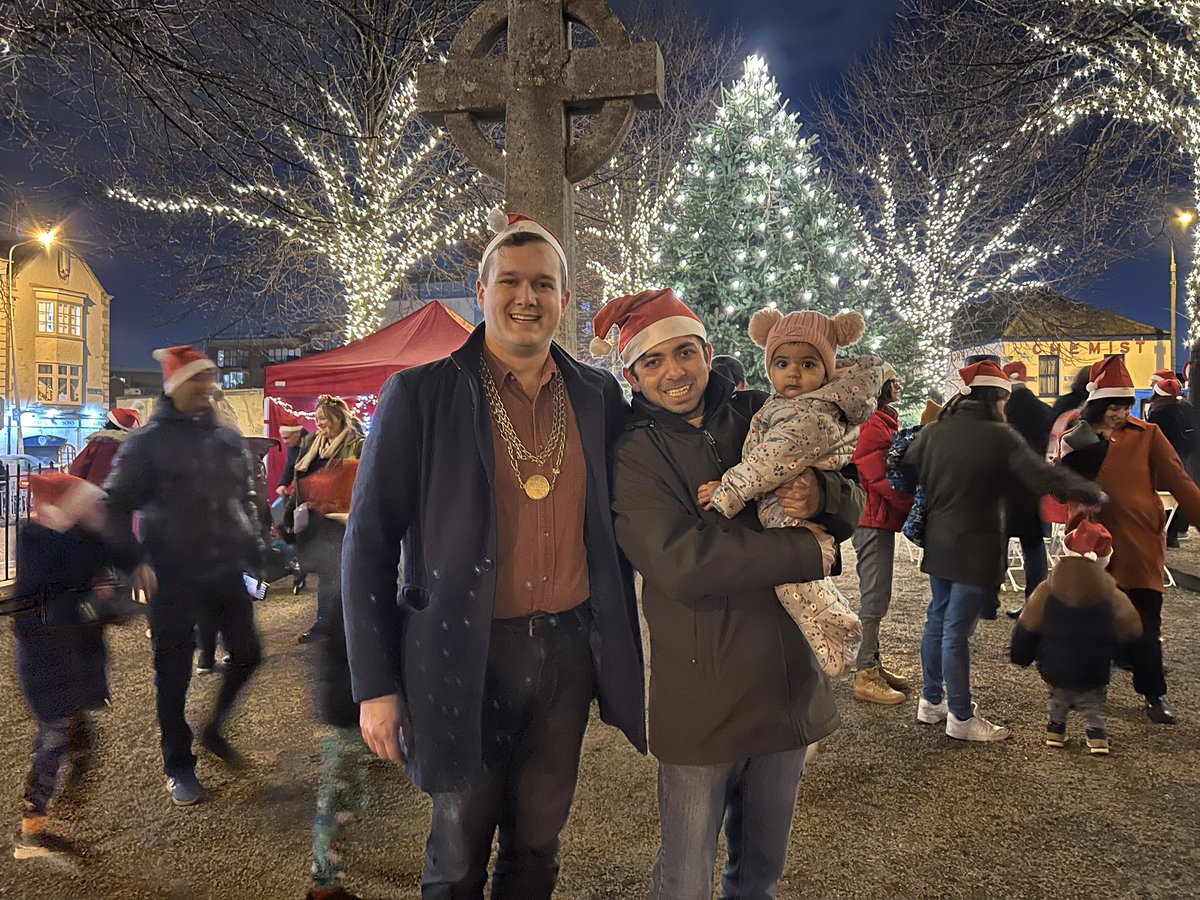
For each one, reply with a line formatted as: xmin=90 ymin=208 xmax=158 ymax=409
xmin=702 ymin=429 xmax=724 ymax=470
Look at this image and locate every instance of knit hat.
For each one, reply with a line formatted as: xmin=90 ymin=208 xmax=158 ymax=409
xmin=479 ymin=209 xmax=568 ymax=283
xmin=920 ymin=399 xmax=943 ymax=426
xmin=1151 ymin=368 xmax=1174 ymax=385
xmin=1002 ymin=361 xmax=1030 ymax=382
xmin=748 ymin=309 xmax=865 ymax=380
xmin=152 ymin=345 xmax=217 ymax=396
xmin=957 ymin=360 xmax=1012 ymax=395
xmin=1086 ymin=356 xmax=1135 ymax=402
xmin=1154 ymin=377 xmax=1183 ymax=398
xmin=1063 ymin=518 xmax=1113 ymax=563
xmin=106 ymin=408 xmax=141 ymax=431
xmin=590 ymin=289 xmax=707 ymax=368
xmin=28 ymin=472 xmax=105 ymax=533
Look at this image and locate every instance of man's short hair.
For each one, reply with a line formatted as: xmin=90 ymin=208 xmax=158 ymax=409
xmin=711 ymin=354 xmax=746 ymax=386
xmin=479 ymin=232 xmax=567 ymax=287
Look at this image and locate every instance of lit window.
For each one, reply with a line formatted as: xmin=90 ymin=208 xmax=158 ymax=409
xmin=37 ymin=301 xmax=54 ymax=334
xmin=221 ymin=370 xmax=247 ymax=389
xmin=57 ymin=303 xmax=81 ymax=337
xmin=36 ymin=364 xmax=54 ymax=402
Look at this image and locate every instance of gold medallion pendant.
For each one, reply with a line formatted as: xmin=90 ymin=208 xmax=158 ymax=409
xmin=524 ymin=474 xmax=551 ymax=500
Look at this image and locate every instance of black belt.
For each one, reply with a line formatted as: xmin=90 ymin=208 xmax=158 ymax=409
xmin=493 ymin=601 xmax=592 ymax=637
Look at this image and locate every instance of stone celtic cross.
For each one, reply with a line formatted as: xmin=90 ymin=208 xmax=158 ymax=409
xmin=417 ymin=0 xmax=665 ymax=350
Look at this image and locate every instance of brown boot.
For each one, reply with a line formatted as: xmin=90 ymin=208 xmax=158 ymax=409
xmin=878 ymin=661 xmax=912 ymax=693
xmin=853 ymin=667 xmax=906 ymax=705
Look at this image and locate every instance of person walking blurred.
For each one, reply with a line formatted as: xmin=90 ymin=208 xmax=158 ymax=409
xmin=291 ymin=396 xmax=363 ymax=644
xmin=903 ymin=361 xmax=1104 ymax=742
xmin=850 ymin=365 xmax=914 ymax=704
xmin=104 ymin=346 xmax=264 ymax=805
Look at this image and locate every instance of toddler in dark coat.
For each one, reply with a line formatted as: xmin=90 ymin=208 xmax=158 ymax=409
xmin=1011 ymin=520 xmax=1142 ymax=754
xmin=6 ymin=473 xmax=139 ymax=862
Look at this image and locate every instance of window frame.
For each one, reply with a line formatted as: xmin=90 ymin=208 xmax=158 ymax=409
xmin=1038 ymin=355 xmax=1060 ymax=398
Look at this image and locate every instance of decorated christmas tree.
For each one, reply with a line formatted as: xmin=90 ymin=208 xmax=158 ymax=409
xmin=654 ymin=55 xmax=916 ymax=388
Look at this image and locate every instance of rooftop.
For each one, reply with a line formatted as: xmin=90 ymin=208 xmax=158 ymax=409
xmin=950 ymin=290 xmax=1164 ymax=349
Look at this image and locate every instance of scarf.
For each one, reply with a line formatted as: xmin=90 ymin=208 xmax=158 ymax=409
xmin=295 ymin=426 xmax=351 ymax=475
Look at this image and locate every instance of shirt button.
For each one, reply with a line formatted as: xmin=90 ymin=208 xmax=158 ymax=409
xmin=543 ymin=531 xmax=550 ymax=538
xmin=542 ymin=575 xmax=549 ymax=583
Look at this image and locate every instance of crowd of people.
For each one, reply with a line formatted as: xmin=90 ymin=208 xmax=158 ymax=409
xmin=5 ymin=209 xmax=1198 ymax=900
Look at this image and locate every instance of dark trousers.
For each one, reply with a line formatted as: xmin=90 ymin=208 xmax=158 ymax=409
xmin=1020 ymin=535 xmax=1049 ymax=599
xmin=149 ymin=571 xmax=263 ymax=777
xmin=299 ymin=517 xmax=345 ymax=630
xmin=421 ymin=605 xmax=595 ymax=900
xmin=1167 ymin=511 xmax=1188 ymax=546
xmin=1126 ymin=589 xmax=1166 ymax=699
xmin=22 ymin=712 xmax=95 ymax=818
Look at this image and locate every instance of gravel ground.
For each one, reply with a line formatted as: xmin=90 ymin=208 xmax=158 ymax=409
xmin=2 ymin=538 xmax=1199 ymax=899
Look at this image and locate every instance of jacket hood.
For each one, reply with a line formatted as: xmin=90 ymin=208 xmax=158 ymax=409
xmin=1047 ymin=556 xmax=1118 ymax=607
xmin=629 ymin=368 xmax=738 ymax=433
xmin=85 ymin=428 xmax=132 ymax=444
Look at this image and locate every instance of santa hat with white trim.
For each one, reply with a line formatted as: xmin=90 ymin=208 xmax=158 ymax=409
xmin=590 ymin=289 xmax=707 ymax=369
xmin=1002 ymin=361 xmax=1030 ymax=382
xmin=1154 ymin=377 xmax=1183 ymax=398
xmin=479 ymin=209 xmax=569 ymax=283
xmin=152 ymin=345 xmax=217 ymax=396
xmin=106 ymin=408 xmax=141 ymax=431
xmin=1151 ymin=368 xmax=1175 ymax=386
xmin=29 ymin=472 xmax=105 ymax=533
xmin=1086 ymin=356 xmax=1136 ymax=402
xmin=1063 ymin=518 xmax=1113 ymax=563
xmin=957 ymin=360 xmax=1013 ymax=395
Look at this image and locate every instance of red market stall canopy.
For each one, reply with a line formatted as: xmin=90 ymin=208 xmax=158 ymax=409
xmin=262 ymin=301 xmax=473 ymax=489
xmin=264 ymin=300 xmax=473 ymax=400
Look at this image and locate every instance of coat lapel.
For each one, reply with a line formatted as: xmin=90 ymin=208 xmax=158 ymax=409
xmin=556 ymin=346 xmax=606 ymax=494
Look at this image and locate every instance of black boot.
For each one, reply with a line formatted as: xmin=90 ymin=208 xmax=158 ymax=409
xmin=1145 ymin=696 xmax=1177 ymax=725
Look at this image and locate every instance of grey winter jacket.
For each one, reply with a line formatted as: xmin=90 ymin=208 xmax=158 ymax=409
xmin=612 ymin=374 xmax=861 ymax=765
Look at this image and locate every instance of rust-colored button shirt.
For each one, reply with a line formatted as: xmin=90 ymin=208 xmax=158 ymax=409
xmin=483 ymin=349 xmax=588 ymax=618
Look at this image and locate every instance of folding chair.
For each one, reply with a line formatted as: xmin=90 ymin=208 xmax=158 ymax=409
xmin=1160 ymin=491 xmax=1178 ymax=588
xmin=1002 ymin=537 xmax=1024 ymax=592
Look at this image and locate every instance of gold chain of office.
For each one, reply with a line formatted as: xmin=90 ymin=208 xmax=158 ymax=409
xmin=480 ymin=362 xmax=567 ymax=501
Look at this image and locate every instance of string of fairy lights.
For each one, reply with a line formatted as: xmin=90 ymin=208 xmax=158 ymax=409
xmin=1031 ymin=0 xmax=1200 ymax=340
xmin=108 ymin=74 xmax=482 ymax=342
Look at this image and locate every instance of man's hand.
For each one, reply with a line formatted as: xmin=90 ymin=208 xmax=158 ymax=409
xmin=360 ymin=694 xmax=411 ymax=763
xmin=696 ymin=481 xmax=720 ymax=509
xmin=131 ymin=563 xmax=157 ymax=604
xmin=275 ymin=485 xmax=288 ymax=498
xmin=778 ymin=469 xmax=823 ymax=520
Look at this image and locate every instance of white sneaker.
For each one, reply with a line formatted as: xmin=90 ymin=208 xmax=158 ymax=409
xmin=916 ymin=696 xmax=948 ymax=724
xmin=946 ymin=709 xmax=1010 ymax=742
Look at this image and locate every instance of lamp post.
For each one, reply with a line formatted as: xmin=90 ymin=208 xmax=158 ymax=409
xmin=5 ymin=229 xmax=57 ymax=455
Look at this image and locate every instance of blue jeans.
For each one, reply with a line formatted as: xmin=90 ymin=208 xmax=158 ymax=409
xmin=921 ymin=577 xmax=989 ymax=720
xmin=651 ymin=748 xmax=806 ymax=900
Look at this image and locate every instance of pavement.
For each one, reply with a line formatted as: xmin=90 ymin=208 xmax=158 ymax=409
xmin=1 ymin=538 xmax=1198 ymax=898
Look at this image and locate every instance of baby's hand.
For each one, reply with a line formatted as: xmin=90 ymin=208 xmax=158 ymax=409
xmin=697 ymin=481 xmax=721 ymax=509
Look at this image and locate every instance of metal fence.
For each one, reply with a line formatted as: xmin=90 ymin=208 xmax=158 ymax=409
xmin=0 ymin=456 xmax=58 ymax=584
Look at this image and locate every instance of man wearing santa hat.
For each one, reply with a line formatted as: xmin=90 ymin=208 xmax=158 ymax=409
xmin=343 ymin=212 xmax=644 ymax=898
xmin=103 ymin=345 xmax=264 ymax=806
xmin=600 ymin=289 xmax=863 ymax=898
xmin=68 ymin=407 xmax=141 ymax=487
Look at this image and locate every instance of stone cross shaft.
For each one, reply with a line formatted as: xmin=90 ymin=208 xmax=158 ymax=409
xmin=418 ymin=0 xmax=665 ymax=350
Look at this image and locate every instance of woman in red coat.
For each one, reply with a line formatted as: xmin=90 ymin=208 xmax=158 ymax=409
xmin=850 ymin=367 xmax=915 ymax=704
xmin=68 ymin=408 xmax=141 ymax=486
xmin=1062 ymin=357 xmax=1200 ymax=724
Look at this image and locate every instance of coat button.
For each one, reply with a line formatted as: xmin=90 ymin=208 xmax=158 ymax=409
xmin=481 ymin=557 xmax=494 ymax=572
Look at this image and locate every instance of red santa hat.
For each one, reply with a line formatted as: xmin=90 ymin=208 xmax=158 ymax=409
xmin=1154 ymin=377 xmax=1183 ymax=398
xmin=106 ymin=407 xmax=141 ymax=431
xmin=29 ymin=472 xmax=105 ymax=533
xmin=1002 ymin=361 xmax=1030 ymax=382
xmin=1151 ymin=368 xmax=1175 ymax=386
xmin=1086 ymin=356 xmax=1136 ymax=402
xmin=277 ymin=411 xmax=306 ymax=436
xmin=1063 ymin=518 xmax=1114 ymax=563
xmin=152 ymin=345 xmax=217 ymax=396
xmin=957 ymin=360 xmax=1013 ymax=395
xmin=590 ymin=289 xmax=707 ymax=369
xmin=479 ymin=209 xmax=569 ymax=283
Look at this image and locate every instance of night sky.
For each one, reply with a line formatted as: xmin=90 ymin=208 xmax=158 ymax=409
xmin=1 ymin=0 xmax=1184 ymax=368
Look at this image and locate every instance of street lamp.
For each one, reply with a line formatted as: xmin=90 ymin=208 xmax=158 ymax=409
xmin=1170 ymin=211 xmax=1196 ymax=374
xmin=6 ymin=228 xmax=59 ymax=455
